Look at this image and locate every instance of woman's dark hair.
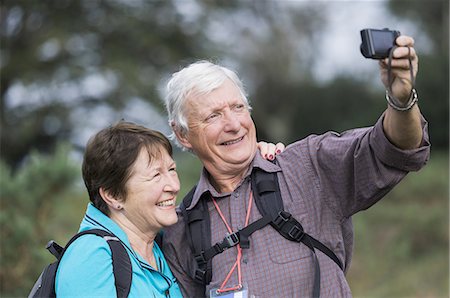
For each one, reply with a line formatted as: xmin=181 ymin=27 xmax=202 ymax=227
xmin=82 ymin=121 xmax=173 ymax=215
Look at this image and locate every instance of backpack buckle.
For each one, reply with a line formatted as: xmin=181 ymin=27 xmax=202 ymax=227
xmin=273 ymin=210 xmax=291 ymax=228
xmin=224 ymin=232 xmax=240 ymax=248
xmin=194 ymin=252 xmax=207 ymax=265
xmin=214 ymin=232 xmax=240 ymax=254
xmin=288 ymin=224 xmax=304 ymax=242
xmin=46 ymin=240 xmax=63 ymax=259
xmin=194 ymin=253 xmax=212 ymax=284
xmin=194 ymin=268 xmax=208 ymax=283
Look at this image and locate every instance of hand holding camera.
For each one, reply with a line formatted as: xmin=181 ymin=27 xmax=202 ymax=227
xmin=360 ymin=28 xmax=418 ymax=110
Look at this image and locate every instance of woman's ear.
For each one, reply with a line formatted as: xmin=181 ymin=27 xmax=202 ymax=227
xmin=99 ymin=187 xmax=123 ymax=211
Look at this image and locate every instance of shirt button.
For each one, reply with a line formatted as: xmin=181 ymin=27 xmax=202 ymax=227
xmin=243 ymin=258 xmax=248 ymax=264
xmin=233 ymin=193 xmax=239 ymax=198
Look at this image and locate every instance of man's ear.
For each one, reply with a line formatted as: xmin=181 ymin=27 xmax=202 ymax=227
xmin=171 ymin=122 xmax=193 ymax=150
xmin=99 ymin=187 xmax=122 ymax=211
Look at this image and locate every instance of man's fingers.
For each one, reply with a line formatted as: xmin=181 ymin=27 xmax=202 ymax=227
xmin=379 ymin=46 xmax=418 ymax=71
xmin=395 ymin=35 xmax=415 ymax=47
xmin=389 ymin=58 xmax=416 ymax=70
xmin=393 ymin=46 xmax=417 ymax=59
xmin=379 ymin=47 xmax=416 ymax=64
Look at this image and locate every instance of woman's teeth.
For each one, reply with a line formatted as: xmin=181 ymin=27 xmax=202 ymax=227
xmin=156 ymin=199 xmax=175 ymax=207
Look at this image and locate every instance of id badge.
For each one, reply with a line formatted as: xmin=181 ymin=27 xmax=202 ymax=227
xmin=210 ymin=283 xmax=248 ymax=298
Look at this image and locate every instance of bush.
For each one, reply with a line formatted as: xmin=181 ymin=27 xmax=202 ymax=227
xmin=0 ymin=144 xmax=85 ymax=297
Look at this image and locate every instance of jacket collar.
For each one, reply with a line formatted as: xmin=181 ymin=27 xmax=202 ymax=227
xmin=80 ymin=203 xmax=132 ymax=247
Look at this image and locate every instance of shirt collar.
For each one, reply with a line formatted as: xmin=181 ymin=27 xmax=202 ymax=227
xmin=185 ymin=150 xmax=281 ymax=210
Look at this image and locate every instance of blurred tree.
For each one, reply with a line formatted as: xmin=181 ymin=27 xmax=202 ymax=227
xmin=1 ymin=0 xmax=209 ymax=169
xmin=251 ymin=75 xmax=386 ymax=143
xmin=1 ymin=0 xmax=448 ymax=172
xmin=1 ymin=0 xmax=331 ymax=170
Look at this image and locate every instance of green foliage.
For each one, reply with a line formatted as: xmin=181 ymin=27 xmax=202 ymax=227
xmin=0 ymin=144 xmax=85 ymax=296
xmin=173 ymin=150 xmax=203 ymax=201
xmin=348 ymin=151 xmax=449 ymax=297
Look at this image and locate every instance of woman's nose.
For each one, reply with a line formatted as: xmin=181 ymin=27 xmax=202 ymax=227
xmin=164 ymin=173 xmax=180 ymax=193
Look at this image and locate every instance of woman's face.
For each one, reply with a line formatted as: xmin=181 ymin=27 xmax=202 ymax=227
xmin=121 ymin=147 xmax=180 ymax=235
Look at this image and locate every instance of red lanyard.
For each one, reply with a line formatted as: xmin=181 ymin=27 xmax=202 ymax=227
xmin=211 ymin=191 xmax=253 ymax=294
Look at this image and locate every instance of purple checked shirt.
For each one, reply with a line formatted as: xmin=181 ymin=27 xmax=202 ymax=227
xmin=162 ymin=115 xmax=430 ymax=297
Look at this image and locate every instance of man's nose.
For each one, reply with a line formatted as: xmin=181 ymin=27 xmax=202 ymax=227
xmin=223 ymin=110 xmax=241 ymax=131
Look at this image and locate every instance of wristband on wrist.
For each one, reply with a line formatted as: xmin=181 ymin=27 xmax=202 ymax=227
xmin=385 ymin=88 xmax=418 ymax=111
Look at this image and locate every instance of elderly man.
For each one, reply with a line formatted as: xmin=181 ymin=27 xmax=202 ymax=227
xmin=161 ymin=34 xmax=430 ymax=297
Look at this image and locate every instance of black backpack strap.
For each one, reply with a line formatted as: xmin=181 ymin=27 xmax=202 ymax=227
xmin=59 ymin=229 xmax=132 ymax=298
xmin=251 ymin=167 xmax=343 ymax=298
xmin=180 ymin=186 xmax=213 ymax=285
xmin=251 ymin=168 xmax=343 ymax=270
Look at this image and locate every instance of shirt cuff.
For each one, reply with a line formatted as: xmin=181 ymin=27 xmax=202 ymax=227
xmin=371 ymin=114 xmax=431 ymax=172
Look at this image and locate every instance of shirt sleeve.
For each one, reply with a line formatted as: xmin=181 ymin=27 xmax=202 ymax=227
xmin=55 ymin=235 xmax=117 ymax=297
xmin=370 ymin=114 xmax=431 ymax=172
xmin=161 ymin=211 xmax=206 ymax=298
xmin=285 ymin=114 xmax=430 ymax=219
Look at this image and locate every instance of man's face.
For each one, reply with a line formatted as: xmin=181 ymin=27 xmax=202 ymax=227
xmin=178 ymin=79 xmax=257 ymax=176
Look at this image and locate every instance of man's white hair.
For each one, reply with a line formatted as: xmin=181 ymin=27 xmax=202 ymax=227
xmin=164 ymin=60 xmax=251 ymax=150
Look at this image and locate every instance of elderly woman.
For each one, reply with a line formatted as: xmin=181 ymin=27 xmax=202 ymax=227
xmin=55 ymin=121 xmax=182 ymax=297
xmin=54 ymin=121 xmax=282 ymax=297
